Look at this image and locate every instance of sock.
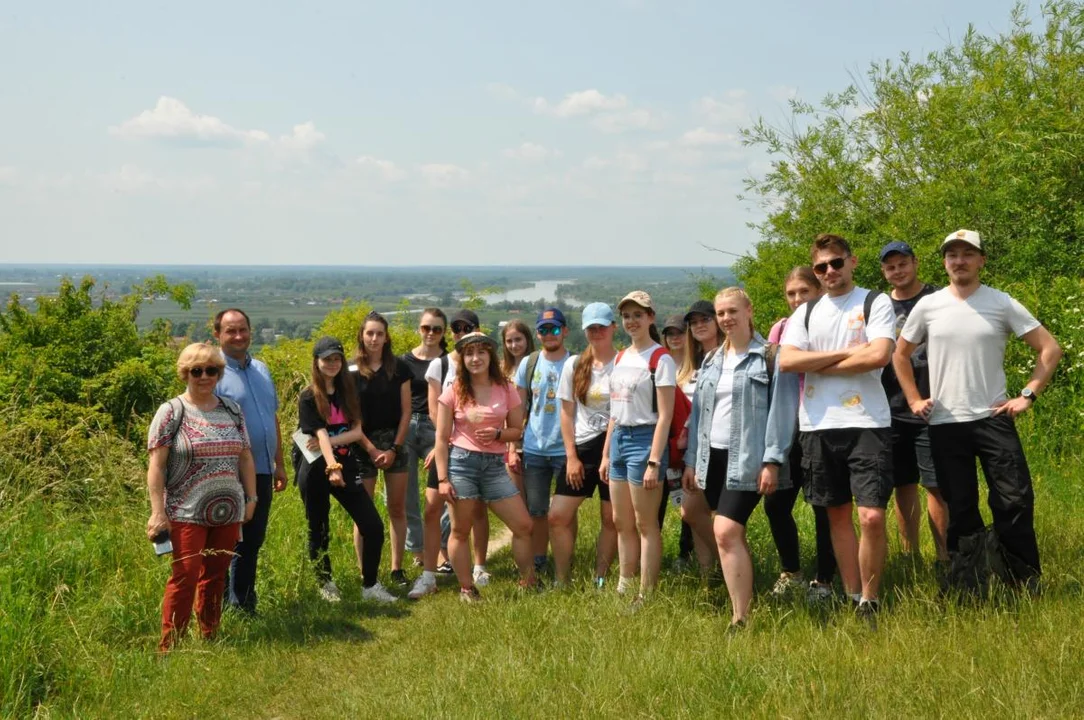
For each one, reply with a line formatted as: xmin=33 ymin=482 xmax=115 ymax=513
xmin=849 ymin=592 xmax=863 ymax=604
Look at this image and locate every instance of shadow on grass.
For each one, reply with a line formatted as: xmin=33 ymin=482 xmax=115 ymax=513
xmin=223 ymin=598 xmax=413 ymax=647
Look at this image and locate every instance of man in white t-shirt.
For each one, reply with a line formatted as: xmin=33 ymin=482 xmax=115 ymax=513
xmin=894 ymin=229 xmax=1062 ymax=595
xmin=780 ymin=233 xmax=897 ymax=619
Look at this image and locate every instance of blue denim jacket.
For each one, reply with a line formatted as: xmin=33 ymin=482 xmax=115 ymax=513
xmin=682 ymin=336 xmax=799 ymax=492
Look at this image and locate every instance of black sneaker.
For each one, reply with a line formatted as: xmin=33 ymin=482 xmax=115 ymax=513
xmin=856 ymin=599 xmax=880 ymax=630
xmin=436 ymin=561 xmax=454 ymax=575
xmin=727 ymin=618 xmax=747 ymax=635
xmin=390 ymin=569 xmax=410 ymax=587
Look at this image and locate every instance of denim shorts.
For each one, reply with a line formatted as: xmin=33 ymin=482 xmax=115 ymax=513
xmin=522 ymin=453 xmax=566 ymax=518
xmin=448 ymin=446 xmax=521 ymax=503
xmin=357 ymin=426 xmax=409 ymax=478
xmin=608 ymin=424 xmax=669 ymax=486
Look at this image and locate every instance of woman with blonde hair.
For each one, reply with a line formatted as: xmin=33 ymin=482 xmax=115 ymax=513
xmin=681 ymin=288 xmax=799 ymax=629
xmin=146 ymin=342 xmax=256 ymax=651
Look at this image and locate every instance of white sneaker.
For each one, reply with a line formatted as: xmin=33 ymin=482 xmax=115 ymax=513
xmin=473 ymin=568 xmax=492 ymax=587
xmin=616 ymin=576 xmax=634 ymax=595
xmin=319 ymin=580 xmax=342 ymax=603
xmin=407 ymin=574 xmax=438 ymax=600
xmin=807 ymin=580 xmax=834 ymax=604
xmin=362 ymin=582 xmax=399 ymax=603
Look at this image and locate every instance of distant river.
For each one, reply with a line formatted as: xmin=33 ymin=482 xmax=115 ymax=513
xmin=484 ymin=279 xmax=582 ymax=307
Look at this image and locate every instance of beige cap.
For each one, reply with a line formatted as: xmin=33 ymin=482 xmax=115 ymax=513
xmin=941 ymin=229 xmax=983 ymax=253
xmin=618 ymin=290 xmax=655 ymax=312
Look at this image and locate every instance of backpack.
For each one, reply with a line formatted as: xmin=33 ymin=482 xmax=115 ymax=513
xmin=803 ymin=289 xmax=883 ymax=333
xmin=439 ymin=354 xmax=450 ymax=385
xmin=521 ymin=350 xmax=542 ymax=418
xmin=614 ymin=346 xmax=692 ymax=469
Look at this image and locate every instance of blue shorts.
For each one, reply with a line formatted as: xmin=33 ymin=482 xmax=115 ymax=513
xmin=522 ymin=453 xmax=565 ymax=518
xmin=608 ymin=425 xmax=668 ymax=487
xmin=448 ymin=446 xmax=520 ymax=503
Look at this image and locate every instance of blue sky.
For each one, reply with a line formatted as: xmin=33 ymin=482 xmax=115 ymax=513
xmin=0 ymin=0 xmax=1033 ymax=265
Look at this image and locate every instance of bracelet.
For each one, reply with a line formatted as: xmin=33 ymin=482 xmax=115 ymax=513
xmin=325 ymin=462 xmax=343 ymax=475
xmin=244 ymin=495 xmax=258 ymax=504
xmin=438 ymin=478 xmax=450 ymax=484
xmin=392 ymin=444 xmax=403 ymax=455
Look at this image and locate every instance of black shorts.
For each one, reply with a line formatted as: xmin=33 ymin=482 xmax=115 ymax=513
xmin=704 ymin=447 xmax=729 ymax=511
xmin=799 ymin=427 xmax=893 ymax=509
xmin=890 ymin=420 xmax=938 ymax=489
xmin=555 ymin=434 xmax=610 ymax=502
xmin=426 ymin=461 xmax=440 ymax=491
xmin=357 ymin=427 xmax=409 ymax=479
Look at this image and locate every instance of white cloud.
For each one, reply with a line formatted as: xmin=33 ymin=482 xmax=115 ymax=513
xmin=696 ymin=90 xmax=750 ymax=127
xmin=278 ymin=122 xmax=326 ymax=152
xmin=357 ymin=155 xmax=406 ymax=181
xmin=419 ymin=163 xmax=470 ymax=187
xmin=503 ymin=142 xmax=559 ymax=161
xmin=679 ymin=127 xmax=738 ymax=147
xmin=533 ymin=89 xmax=629 ymax=118
xmin=111 ymin=97 xmax=269 ymax=147
xmin=591 ymin=108 xmax=664 ymax=134
xmin=95 ymin=164 xmax=217 ymax=195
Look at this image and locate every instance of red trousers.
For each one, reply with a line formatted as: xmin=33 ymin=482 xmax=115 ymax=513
xmin=159 ymin=521 xmax=240 ymax=651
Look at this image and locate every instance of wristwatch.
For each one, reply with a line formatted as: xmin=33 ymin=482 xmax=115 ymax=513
xmin=646 ymin=460 xmax=659 ymax=469
xmin=393 ymin=444 xmax=404 ymax=455
xmin=1021 ymin=387 xmax=1037 ymax=403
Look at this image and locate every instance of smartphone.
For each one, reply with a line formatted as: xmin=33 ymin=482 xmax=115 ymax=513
xmin=152 ymin=529 xmax=173 ymax=556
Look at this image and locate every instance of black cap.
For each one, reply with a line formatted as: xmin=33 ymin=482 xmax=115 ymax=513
xmin=684 ymin=299 xmax=715 ymax=324
xmin=451 ymin=309 xmax=480 ymax=329
xmin=313 ymin=336 xmax=346 ymax=359
xmin=662 ymin=314 xmax=686 ymax=333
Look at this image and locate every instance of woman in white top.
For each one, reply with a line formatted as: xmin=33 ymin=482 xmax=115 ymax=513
xmin=601 ymin=291 xmax=676 ymax=605
xmin=550 ymin=303 xmax=619 ymax=588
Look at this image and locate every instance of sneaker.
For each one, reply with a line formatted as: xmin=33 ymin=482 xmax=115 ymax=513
xmin=534 ymin=556 xmax=549 ymax=575
xmin=361 ymin=582 xmax=399 ymax=604
xmin=856 ymin=599 xmax=880 ymax=630
xmin=771 ymin=571 xmax=805 ymax=598
xmin=517 ymin=577 xmax=545 ymax=593
xmin=595 ymin=577 xmax=606 ymax=590
xmin=318 ymin=580 xmax=342 ymax=603
xmin=807 ymin=580 xmax=834 ymax=604
xmin=459 ymin=586 xmax=483 ymax=604
xmin=407 ymin=574 xmax=438 ymax=600
xmin=727 ymin=618 xmax=748 ymax=635
xmin=411 ymin=556 xmax=424 ymax=569
xmin=390 ymin=569 xmax=410 ymax=587
xmin=473 ymin=568 xmax=492 ymax=587
xmin=672 ymin=555 xmax=691 ymax=574
xmin=624 ymin=594 xmax=646 ymax=615
xmin=436 ymin=561 xmax=454 ymax=575
xmin=616 ymin=576 xmax=634 ymax=596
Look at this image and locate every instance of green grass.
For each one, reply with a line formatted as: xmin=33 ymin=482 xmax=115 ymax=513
xmin=3 ymin=458 xmax=1083 ymax=718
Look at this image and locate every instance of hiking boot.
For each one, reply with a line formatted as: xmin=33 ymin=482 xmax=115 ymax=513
xmin=771 ymin=571 xmax=805 ymax=598
xmin=390 ymin=569 xmax=410 ymax=587
xmin=362 ymin=582 xmax=399 ymax=604
xmin=807 ymin=580 xmax=834 ymax=604
xmin=407 ymin=574 xmax=438 ymax=600
xmin=459 ymin=586 xmax=483 ymax=604
xmin=318 ymin=580 xmax=342 ymax=603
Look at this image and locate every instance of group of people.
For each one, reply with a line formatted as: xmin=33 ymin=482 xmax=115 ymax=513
xmin=145 ymin=228 xmax=1061 ymax=649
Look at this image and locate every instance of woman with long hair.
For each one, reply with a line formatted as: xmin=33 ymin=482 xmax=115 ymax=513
xmin=296 ymin=336 xmax=397 ymax=604
xmin=434 ymin=332 xmax=537 ymax=602
xmin=350 ymin=312 xmax=413 ymax=586
xmin=602 ymin=291 xmax=675 ymax=606
xmin=764 ymin=267 xmax=838 ymax=601
xmin=500 ymin=320 xmax=535 ymax=493
xmin=681 ymin=288 xmax=799 ymax=629
xmin=146 ymin=343 xmax=256 ymax=652
xmin=401 ymin=307 xmax=447 ymax=592
xmin=550 ymin=303 xmax=618 ymax=587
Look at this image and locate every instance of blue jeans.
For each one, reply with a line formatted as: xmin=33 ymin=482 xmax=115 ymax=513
xmin=405 ymin=414 xmax=434 ymax=554
xmin=609 ymin=425 xmax=668 ymax=486
xmin=448 ymin=447 xmax=520 ymax=503
xmin=228 ymin=473 xmax=272 ymax=611
xmin=523 ymin=452 xmax=565 ymax=518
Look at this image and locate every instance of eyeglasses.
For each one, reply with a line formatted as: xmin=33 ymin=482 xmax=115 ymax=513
xmin=813 ymin=257 xmax=847 ymax=275
xmin=451 ymin=323 xmax=475 ymax=334
xmin=189 ymin=366 xmax=221 ymax=378
xmin=538 ymin=325 xmax=562 ymax=336
xmin=420 ymin=324 xmax=444 ymax=335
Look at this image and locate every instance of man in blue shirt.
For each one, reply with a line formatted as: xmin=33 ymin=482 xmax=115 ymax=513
xmin=214 ymin=308 xmax=288 ymax=614
xmin=515 ymin=307 xmax=571 ymax=573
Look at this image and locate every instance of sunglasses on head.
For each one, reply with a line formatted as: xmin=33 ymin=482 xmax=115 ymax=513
xmin=420 ymin=324 xmax=444 ymax=335
xmin=189 ymin=366 xmax=221 ymax=378
xmin=451 ymin=323 xmax=475 ymax=334
xmin=538 ymin=324 xmax=562 ymax=336
xmin=813 ymin=257 xmax=847 ymax=275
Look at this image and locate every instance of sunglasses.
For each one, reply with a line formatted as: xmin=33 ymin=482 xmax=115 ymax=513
xmin=420 ymin=324 xmax=444 ymax=335
xmin=189 ymin=366 xmax=221 ymax=378
xmin=537 ymin=325 xmax=562 ymax=336
xmin=813 ymin=257 xmax=847 ymax=275
xmin=451 ymin=323 xmax=475 ymax=334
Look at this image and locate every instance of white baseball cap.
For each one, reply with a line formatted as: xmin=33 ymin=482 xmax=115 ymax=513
xmin=941 ymin=229 xmax=983 ymax=254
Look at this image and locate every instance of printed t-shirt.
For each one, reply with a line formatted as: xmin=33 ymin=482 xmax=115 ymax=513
xmin=556 ymin=354 xmax=614 ymax=445
xmin=515 ymin=351 xmax=570 ymax=456
xmin=298 ymin=388 xmax=359 ymax=479
xmin=609 ymin=343 xmax=677 ymax=427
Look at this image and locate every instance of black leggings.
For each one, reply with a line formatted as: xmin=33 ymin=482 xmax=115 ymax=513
xmin=298 ymin=462 xmax=385 ymax=588
xmin=762 ymin=484 xmax=835 ymax=583
xmin=658 ymin=476 xmax=696 ymax=557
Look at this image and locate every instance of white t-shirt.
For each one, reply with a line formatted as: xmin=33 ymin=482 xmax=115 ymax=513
xmin=900 ymin=285 xmax=1040 ymax=425
xmin=424 ymin=355 xmax=457 ymax=393
xmin=709 ymin=350 xmax=746 ymax=449
xmin=781 ymin=288 xmax=896 ymax=431
xmin=609 ymin=343 xmax=677 ymax=427
xmin=556 ymin=354 xmax=614 ymax=445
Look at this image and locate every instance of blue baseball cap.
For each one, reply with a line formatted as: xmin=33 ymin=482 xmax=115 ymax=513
xmin=580 ymin=302 xmax=614 ymax=329
xmin=536 ymin=307 xmax=567 ymax=329
xmin=879 ymin=240 xmax=915 ymax=262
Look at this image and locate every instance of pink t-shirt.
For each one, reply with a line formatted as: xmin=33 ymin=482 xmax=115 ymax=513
xmin=439 ymin=381 xmax=522 ymax=454
xmin=768 ymin=317 xmax=787 ymax=344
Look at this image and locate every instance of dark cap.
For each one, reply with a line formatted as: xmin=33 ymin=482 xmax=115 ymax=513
xmin=313 ymin=336 xmax=346 ymax=359
xmin=683 ymin=299 xmax=715 ymax=324
xmin=535 ymin=307 xmax=567 ymax=329
xmin=879 ymin=240 xmax=915 ymax=262
xmin=454 ymin=331 xmax=499 ymax=354
xmin=662 ymin=314 xmax=686 ymax=333
xmin=451 ymin=309 xmax=480 ymax=330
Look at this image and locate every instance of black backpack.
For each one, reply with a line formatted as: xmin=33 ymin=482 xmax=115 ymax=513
xmin=803 ymin=289 xmax=883 ymax=334
xmin=521 ymin=351 xmax=542 ymax=418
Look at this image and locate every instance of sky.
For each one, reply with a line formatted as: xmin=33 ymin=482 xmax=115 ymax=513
xmin=0 ymin=0 xmax=1035 ymax=266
